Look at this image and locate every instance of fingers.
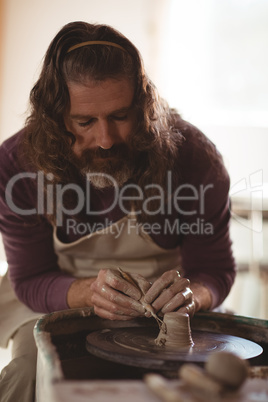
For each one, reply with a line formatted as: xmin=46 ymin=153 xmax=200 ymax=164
xmin=104 ymin=269 xmax=142 ymax=301
xmin=177 ymin=301 xmax=195 ymax=318
xmin=151 ymin=279 xmax=190 ymax=312
xmin=93 ymin=306 xmax=138 ymax=321
xmin=91 ymin=279 xmax=145 ymax=314
xmin=130 ymin=273 xmax=152 ymax=295
xmin=91 ymin=290 xmax=144 ymax=320
xmin=143 ymin=270 xmax=182 ymax=304
xmin=90 ymin=269 xmax=146 ymax=320
xmin=143 ymin=269 xmax=195 ymax=316
xmin=161 ymin=287 xmax=193 ymax=314
xmin=90 ymin=268 xmax=195 ymax=321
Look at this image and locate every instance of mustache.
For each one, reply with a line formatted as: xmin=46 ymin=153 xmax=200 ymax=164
xmin=80 ymin=143 xmax=131 ymax=160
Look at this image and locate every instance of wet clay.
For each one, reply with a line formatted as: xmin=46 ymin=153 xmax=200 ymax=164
xmin=155 ymin=312 xmax=194 ymax=348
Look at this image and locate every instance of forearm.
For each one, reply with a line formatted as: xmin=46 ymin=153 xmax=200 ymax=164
xmin=13 ymin=272 xmax=76 ymax=313
xmin=14 ymin=273 xmax=96 ymax=313
xmin=67 ymin=277 xmax=96 ymax=308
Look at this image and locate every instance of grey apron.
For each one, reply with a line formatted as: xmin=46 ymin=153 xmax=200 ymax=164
xmin=0 ymin=214 xmax=181 ymax=347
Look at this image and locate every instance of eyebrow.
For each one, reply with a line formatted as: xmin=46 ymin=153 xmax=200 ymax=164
xmin=70 ymin=106 xmax=132 ymax=120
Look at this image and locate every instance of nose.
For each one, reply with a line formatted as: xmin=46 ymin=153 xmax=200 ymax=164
xmin=95 ymin=120 xmax=114 ymax=149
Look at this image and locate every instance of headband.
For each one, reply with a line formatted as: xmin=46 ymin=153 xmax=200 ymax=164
xmin=67 ymin=40 xmax=126 ymax=53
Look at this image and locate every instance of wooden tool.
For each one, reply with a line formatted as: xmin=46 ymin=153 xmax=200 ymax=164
xmin=117 ymin=267 xmax=167 ymax=332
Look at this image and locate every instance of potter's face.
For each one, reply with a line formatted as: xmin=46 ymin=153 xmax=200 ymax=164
xmin=65 ymin=78 xmax=137 ymax=187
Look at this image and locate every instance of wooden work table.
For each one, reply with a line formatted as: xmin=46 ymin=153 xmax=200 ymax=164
xmin=34 ymin=308 xmax=268 ymax=402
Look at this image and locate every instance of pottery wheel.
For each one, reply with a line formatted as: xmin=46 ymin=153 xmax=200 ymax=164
xmin=86 ymin=326 xmax=263 ymax=371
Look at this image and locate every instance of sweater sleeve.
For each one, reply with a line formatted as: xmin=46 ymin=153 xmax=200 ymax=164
xmin=180 ymin=177 xmax=236 ymax=309
xmin=179 ymin=127 xmax=236 ymax=309
xmin=0 ymin=134 xmax=76 ymax=313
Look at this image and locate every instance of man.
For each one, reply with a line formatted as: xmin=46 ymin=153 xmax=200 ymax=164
xmin=0 ymin=21 xmax=235 ymax=401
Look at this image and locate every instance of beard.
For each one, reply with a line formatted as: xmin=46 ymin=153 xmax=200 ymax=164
xmin=71 ymin=142 xmax=137 ymax=188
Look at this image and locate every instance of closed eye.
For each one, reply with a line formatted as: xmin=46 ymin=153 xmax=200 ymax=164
xmin=112 ymin=114 xmax=128 ymax=121
xmin=78 ymin=114 xmax=128 ymax=127
xmin=78 ymin=118 xmax=95 ymax=127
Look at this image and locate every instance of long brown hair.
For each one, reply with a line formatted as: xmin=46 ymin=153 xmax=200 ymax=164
xmin=22 ymin=22 xmax=188 ymax=223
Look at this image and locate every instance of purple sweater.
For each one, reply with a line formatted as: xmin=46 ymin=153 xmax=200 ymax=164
xmin=0 ymin=124 xmax=236 ymax=313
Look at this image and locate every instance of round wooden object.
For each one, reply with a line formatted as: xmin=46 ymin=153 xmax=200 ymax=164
xmin=205 ymin=351 xmax=249 ymax=388
xmin=85 ymin=326 xmax=263 ymax=371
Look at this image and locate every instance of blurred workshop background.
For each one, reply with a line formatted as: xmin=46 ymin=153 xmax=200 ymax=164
xmin=0 ymin=0 xmax=268 ymax=369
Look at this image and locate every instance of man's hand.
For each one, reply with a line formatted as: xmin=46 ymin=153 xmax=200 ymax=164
xmin=67 ymin=277 xmax=96 ymax=309
xmin=67 ymin=268 xmax=212 ymax=321
xmin=143 ymin=269 xmax=196 ymax=317
xmin=89 ymin=269 xmax=151 ymax=320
